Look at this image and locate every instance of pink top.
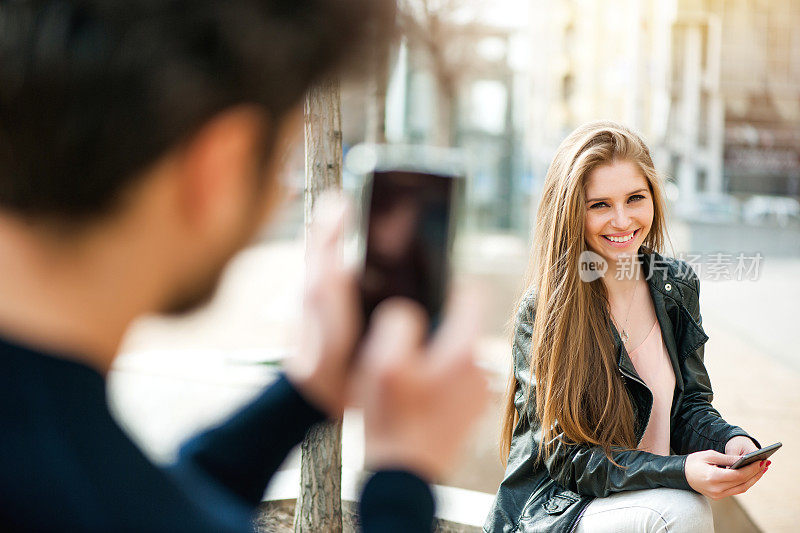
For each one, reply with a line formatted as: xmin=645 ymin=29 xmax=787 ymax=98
xmin=628 ymin=320 xmax=675 ymax=456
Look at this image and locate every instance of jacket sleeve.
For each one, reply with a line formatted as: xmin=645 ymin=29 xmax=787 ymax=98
xmin=168 ymin=373 xmax=326 ymax=506
xmin=513 ymin=296 xmax=691 ymax=498
xmin=359 ymin=470 xmax=435 ymax=532
xmin=669 ymin=270 xmax=759 ymax=455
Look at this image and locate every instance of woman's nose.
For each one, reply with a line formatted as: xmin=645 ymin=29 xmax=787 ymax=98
xmin=611 ymin=205 xmax=632 ymax=229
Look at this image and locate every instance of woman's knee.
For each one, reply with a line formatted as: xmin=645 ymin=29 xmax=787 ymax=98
xmin=575 ymin=488 xmax=713 ymax=533
xmin=575 ymin=504 xmax=670 ymax=533
xmin=650 ymin=488 xmax=713 ymax=533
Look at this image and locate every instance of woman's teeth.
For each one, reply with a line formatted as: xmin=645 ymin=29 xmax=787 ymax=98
xmin=604 ymin=230 xmax=636 ymax=243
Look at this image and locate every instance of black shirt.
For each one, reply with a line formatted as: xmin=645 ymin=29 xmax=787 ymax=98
xmin=0 ymin=336 xmax=434 ymax=531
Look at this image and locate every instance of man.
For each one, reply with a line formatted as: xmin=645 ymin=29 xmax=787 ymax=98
xmin=0 ymin=1 xmax=488 ymax=531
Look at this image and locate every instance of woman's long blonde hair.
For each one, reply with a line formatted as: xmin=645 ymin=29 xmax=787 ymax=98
xmin=500 ymin=121 xmax=668 ymax=465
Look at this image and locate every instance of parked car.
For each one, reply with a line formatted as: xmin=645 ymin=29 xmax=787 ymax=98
xmin=675 ymin=192 xmax=741 ymax=224
xmin=742 ymin=195 xmax=800 ymax=227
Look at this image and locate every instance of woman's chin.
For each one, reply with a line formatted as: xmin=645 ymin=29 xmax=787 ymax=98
xmin=590 ymin=244 xmax=641 ymax=269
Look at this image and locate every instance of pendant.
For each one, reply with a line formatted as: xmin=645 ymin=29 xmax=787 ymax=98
xmin=621 ymin=330 xmax=629 ymax=343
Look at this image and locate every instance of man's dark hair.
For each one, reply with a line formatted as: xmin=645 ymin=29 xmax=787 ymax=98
xmin=0 ymin=0 xmax=392 ymax=222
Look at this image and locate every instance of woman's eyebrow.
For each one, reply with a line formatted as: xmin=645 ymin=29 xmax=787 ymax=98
xmin=586 ymin=188 xmax=648 ymax=202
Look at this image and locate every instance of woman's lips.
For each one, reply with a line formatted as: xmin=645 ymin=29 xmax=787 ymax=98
xmin=601 ymin=228 xmax=639 ymax=248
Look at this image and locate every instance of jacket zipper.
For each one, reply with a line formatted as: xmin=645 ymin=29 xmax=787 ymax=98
xmin=564 ymin=369 xmax=650 ymax=533
xmin=567 ymin=498 xmax=592 ymax=533
xmin=520 ymin=368 xmax=647 ymax=533
xmin=529 ymin=477 xmax=555 ymax=504
xmin=619 ymin=364 xmax=646 ymax=388
xmin=619 ymin=365 xmax=653 ymax=446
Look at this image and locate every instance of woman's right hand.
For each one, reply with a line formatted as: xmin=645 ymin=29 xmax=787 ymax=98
xmin=684 ymin=450 xmax=768 ymax=500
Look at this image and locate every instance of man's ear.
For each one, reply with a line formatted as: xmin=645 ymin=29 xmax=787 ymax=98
xmin=176 ymin=105 xmax=269 ymax=232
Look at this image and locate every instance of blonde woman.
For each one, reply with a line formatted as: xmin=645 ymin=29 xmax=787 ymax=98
xmin=484 ymin=122 xmax=768 ymax=533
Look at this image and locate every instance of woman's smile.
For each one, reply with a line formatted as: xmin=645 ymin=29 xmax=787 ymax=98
xmin=602 ymin=228 xmax=640 ymax=247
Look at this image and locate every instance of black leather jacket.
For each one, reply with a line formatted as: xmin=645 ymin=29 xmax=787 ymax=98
xmin=484 ymin=250 xmax=757 ymax=533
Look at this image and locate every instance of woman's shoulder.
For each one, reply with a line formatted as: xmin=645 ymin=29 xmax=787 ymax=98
xmin=514 ymin=287 xmax=537 ymax=325
xmin=646 ymin=250 xmax=700 ymax=294
xmin=511 ymin=289 xmax=537 ymax=372
xmin=644 ymin=250 xmax=704 ymax=319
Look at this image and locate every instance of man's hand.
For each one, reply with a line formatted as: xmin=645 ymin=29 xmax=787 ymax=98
xmin=283 ymin=194 xmax=360 ymax=418
xmin=357 ymin=294 xmax=490 ymax=483
xmin=684 ymin=450 xmax=768 ymax=500
xmin=725 ymin=435 xmax=759 ymax=457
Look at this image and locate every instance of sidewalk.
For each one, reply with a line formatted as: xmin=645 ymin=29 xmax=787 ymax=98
xmin=699 ymin=263 xmax=800 ymax=533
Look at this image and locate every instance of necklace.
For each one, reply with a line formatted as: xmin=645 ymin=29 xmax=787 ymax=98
xmin=614 ymin=280 xmax=639 ymax=344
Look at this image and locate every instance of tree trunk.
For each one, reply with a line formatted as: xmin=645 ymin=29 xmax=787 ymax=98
xmin=433 ymin=81 xmax=456 ymax=147
xmin=293 ymin=78 xmax=344 ymax=533
xmin=365 ymin=24 xmax=390 ymax=144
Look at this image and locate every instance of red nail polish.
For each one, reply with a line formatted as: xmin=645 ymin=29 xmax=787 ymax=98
xmin=759 ymin=461 xmax=764 ymax=467
xmin=766 ymin=460 xmax=772 ymax=466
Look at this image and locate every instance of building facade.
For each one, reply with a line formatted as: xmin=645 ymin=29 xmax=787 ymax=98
xmin=528 ymin=0 xmax=800 ymax=206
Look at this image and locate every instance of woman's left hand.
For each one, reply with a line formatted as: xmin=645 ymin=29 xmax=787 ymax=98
xmin=725 ymin=435 xmax=759 ymax=457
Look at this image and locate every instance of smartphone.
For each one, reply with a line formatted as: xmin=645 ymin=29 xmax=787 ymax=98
xmin=356 ymin=152 xmax=462 ymax=329
xmin=728 ymin=442 xmax=782 ymax=469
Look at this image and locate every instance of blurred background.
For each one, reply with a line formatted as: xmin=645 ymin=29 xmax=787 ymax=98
xmin=108 ymin=1 xmax=799 ymax=531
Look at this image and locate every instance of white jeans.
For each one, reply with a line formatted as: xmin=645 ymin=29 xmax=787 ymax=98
xmin=574 ymin=487 xmax=713 ymax=533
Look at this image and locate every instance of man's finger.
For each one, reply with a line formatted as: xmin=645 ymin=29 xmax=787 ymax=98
xmin=362 ymin=298 xmax=428 ymax=368
xmin=309 ymin=192 xmax=347 ymax=242
xmin=306 ymin=193 xmax=348 ymax=266
xmin=305 ymin=193 xmax=349 ymax=297
xmin=428 ymin=286 xmax=485 ymax=366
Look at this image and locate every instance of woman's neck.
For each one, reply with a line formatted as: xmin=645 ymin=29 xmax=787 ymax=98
xmin=602 ymin=257 xmax=644 ymax=298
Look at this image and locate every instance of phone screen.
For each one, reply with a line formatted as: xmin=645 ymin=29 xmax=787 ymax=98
xmin=360 ymin=169 xmax=455 ymax=325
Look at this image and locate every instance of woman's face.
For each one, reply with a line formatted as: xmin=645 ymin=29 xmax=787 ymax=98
xmin=583 ymin=159 xmax=654 ymax=267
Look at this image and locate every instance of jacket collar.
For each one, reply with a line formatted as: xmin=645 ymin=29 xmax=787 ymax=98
xmin=611 ymin=247 xmax=703 ymax=394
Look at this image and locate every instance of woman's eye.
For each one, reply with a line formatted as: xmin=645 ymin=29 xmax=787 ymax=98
xmin=589 ymin=202 xmax=608 ymax=209
xmin=628 ymin=194 xmax=645 ymax=202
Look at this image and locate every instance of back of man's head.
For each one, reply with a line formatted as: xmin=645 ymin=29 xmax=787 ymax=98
xmin=0 ymin=0 xmax=391 ymax=225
